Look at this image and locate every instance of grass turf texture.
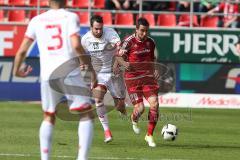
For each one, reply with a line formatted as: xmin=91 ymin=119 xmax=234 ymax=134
xmin=0 ymin=102 xmax=240 ymax=160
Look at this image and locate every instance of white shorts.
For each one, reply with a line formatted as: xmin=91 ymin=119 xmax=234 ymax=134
xmin=97 ymin=72 xmax=126 ymax=99
xmin=41 ymin=73 xmax=93 ymax=114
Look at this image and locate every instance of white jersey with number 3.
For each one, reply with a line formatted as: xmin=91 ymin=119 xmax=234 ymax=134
xmin=25 ymin=9 xmax=80 ymax=81
xmin=81 ymin=27 xmax=120 ymax=74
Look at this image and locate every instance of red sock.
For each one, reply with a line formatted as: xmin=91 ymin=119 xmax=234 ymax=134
xmin=147 ymin=108 xmax=159 ymax=136
xmin=147 ymin=122 xmax=157 ymax=136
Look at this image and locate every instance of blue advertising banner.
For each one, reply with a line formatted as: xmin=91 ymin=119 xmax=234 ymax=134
xmin=0 ymin=58 xmax=40 ymax=101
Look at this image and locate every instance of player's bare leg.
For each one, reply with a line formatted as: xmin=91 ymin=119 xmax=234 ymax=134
xmin=144 ymin=95 xmax=159 ymax=147
xmin=40 ymin=113 xmax=55 ymax=160
xmin=114 ymin=98 xmax=127 ymax=116
xmin=93 ymin=86 xmax=112 ymax=143
xmin=77 ymin=108 xmax=94 ymax=160
xmin=131 ymin=102 xmax=145 ymax=134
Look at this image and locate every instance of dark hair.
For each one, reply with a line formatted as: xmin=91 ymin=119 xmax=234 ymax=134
xmin=90 ymin=15 xmax=103 ymax=27
xmin=136 ymin=17 xmax=149 ymax=29
xmin=50 ymin=0 xmax=65 ymax=6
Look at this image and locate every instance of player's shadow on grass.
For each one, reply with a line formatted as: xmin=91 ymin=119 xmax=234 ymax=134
xmin=163 ymin=144 xmax=240 ymax=149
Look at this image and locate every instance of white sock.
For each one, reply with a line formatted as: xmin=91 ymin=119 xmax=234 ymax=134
xmin=96 ymin=103 xmax=109 ymax=131
xmin=77 ymin=120 xmax=93 ymax=160
xmin=39 ymin=121 xmax=54 ymax=160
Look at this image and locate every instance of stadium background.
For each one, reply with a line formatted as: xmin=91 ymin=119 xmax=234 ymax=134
xmin=1 ymin=0 xmax=240 ymax=108
xmin=1 ymin=1 xmax=240 ymax=160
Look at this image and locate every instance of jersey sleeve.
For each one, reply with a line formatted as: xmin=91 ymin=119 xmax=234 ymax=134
xmin=25 ymin=19 xmax=36 ymax=40
xmin=107 ymin=28 xmax=121 ymax=45
xmin=117 ymin=36 xmax=132 ymax=57
xmin=121 ymin=36 xmax=132 ymax=52
xmin=68 ymin=13 xmax=80 ymax=37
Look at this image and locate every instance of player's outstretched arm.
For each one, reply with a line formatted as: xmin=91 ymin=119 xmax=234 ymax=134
xmin=13 ymin=38 xmax=33 ymax=77
xmin=112 ymin=57 xmax=120 ymax=74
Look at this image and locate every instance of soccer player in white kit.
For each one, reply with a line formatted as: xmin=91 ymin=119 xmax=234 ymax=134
xmin=13 ymin=0 xmax=96 ymax=160
xmin=81 ymin=15 xmax=126 ymax=143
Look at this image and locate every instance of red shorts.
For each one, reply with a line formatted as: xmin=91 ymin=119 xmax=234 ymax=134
xmin=125 ymin=76 xmax=159 ymax=105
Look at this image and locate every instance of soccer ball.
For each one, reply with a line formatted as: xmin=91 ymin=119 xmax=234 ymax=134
xmin=161 ymin=124 xmax=178 ymax=141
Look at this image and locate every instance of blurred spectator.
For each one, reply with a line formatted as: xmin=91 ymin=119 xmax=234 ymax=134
xmin=176 ymin=0 xmax=199 ymax=24
xmin=177 ymin=1 xmax=190 ymax=12
xmin=151 ymin=1 xmax=171 ymax=11
xmin=169 ymin=2 xmax=177 ymax=11
xmin=131 ymin=1 xmax=173 ymax=11
xmin=105 ymin=0 xmax=132 ymax=10
xmin=203 ymin=0 xmax=239 ymax=28
xmin=199 ymin=0 xmax=219 ymax=12
xmin=177 ymin=0 xmax=199 ymax=12
xmin=131 ymin=0 xmax=151 ymax=10
xmin=106 ymin=0 xmax=174 ymax=11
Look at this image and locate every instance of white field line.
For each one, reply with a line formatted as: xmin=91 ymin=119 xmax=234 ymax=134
xmin=0 ymin=153 xmax=188 ymax=160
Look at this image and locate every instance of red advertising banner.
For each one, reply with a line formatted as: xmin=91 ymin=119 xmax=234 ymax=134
xmin=0 ymin=25 xmax=27 ymax=57
xmin=145 ymin=93 xmax=240 ymax=109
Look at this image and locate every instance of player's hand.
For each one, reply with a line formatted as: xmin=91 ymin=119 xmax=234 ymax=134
xmin=14 ymin=64 xmax=33 ymax=77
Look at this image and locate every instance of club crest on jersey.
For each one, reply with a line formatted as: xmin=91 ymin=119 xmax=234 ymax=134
xmin=93 ymin=42 xmax=99 ymax=49
xmin=133 ymin=44 xmax=138 ymax=48
xmin=146 ymin=41 xmax=150 ymax=47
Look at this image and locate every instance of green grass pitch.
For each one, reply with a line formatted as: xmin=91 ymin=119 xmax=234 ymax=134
xmin=0 ymin=102 xmax=240 ymax=160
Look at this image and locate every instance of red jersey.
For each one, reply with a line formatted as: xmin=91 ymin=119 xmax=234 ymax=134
xmin=120 ymin=34 xmax=156 ymax=78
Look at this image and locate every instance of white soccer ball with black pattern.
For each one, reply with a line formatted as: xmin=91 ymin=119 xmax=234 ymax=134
xmin=161 ymin=124 xmax=178 ymax=141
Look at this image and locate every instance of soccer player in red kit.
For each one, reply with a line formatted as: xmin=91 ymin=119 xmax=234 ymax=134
xmin=117 ymin=18 xmax=160 ymax=147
